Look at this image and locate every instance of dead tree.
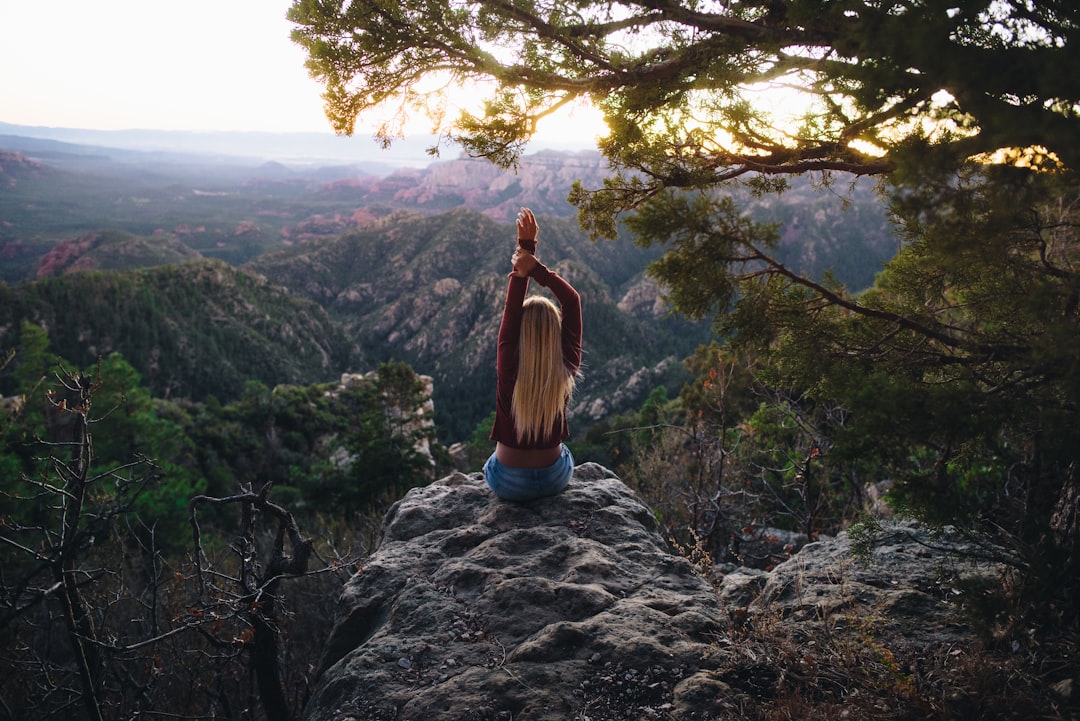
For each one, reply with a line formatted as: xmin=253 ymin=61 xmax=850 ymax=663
xmin=190 ymin=483 xmax=314 ymax=721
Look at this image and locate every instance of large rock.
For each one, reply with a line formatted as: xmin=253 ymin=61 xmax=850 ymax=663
xmin=745 ymin=522 xmax=996 ymax=649
xmin=302 ymin=463 xmax=728 ymax=721
xmin=303 ymin=466 xmax=996 ymax=721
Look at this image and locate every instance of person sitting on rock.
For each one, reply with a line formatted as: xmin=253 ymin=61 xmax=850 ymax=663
xmin=485 ymin=207 xmax=583 ymax=502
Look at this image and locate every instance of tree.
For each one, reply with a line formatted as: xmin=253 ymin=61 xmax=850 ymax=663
xmin=299 ymin=362 xmax=437 ymax=516
xmin=290 ymin=0 xmax=1080 ymax=634
xmin=188 ymin=484 xmax=316 ymax=721
xmin=0 ymin=363 xmax=161 ymax=721
xmin=1 ymin=353 xmax=360 ymax=721
xmin=757 ymin=168 xmax=1080 ymax=630
xmin=289 ymin=0 xmax=1077 ymax=193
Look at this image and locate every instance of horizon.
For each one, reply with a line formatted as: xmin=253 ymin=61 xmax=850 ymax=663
xmin=0 ymin=119 xmax=602 ymax=168
xmin=1 ymin=0 xmax=605 ymax=155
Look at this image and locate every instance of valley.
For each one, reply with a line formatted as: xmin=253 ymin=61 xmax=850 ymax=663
xmin=0 ymin=131 xmax=896 ymax=442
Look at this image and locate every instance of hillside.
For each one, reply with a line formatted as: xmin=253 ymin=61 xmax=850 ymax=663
xmin=246 ymin=207 xmax=710 ymax=439
xmin=0 ymin=260 xmax=356 ymax=401
xmin=35 ymin=229 xmax=203 ymax=276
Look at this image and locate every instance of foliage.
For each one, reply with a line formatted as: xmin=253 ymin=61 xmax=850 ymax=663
xmin=619 ymin=167 xmax=1080 ymax=632
xmin=0 ymin=316 xmax=374 ymax=721
xmin=0 ymin=363 xmax=166 ymax=720
xmin=0 ymin=260 xmax=355 ymax=403
xmin=460 ymin=409 xmax=498 ymax=471
xmin=704 ymin=587 xmax=1077 ymax=721
xmin=591 ymin=349 xmax=870 ymax=567
xmin=290 ymin=0 xmax=1077 ymax=208
xmin=290 ymin=0 xmax=1080 ymax=636
xmin=293 ymin=362 xmax=439 ymax=516
xmin=746 ymin=169 xmax=1080 ymax=634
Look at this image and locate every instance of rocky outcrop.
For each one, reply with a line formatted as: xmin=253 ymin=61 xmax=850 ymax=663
xmin=35 ymin=230 xmax=203 ymax=277
xmin=303 ymin=467 xmax=996 ymax=721
xmin=716 ymin=521 xmax=996 ymax=651
xmin=0 ymin=150 xmax=47 ymax=188
xmin=303 ymin=464 xmax=729 ymax=721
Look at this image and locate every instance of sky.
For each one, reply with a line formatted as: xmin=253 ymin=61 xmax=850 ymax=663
xmin=0 ymin=0 xmax=604 ymax=148
xmin=2 ymin=0 xmax=330 ymax=133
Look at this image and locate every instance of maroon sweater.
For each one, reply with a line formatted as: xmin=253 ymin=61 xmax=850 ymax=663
xmin=489 ymin=259 xmax=582 ymax=450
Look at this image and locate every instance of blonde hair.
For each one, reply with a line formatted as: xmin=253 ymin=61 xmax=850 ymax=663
xmin=511 ymin=295 xmax=577 ymax=445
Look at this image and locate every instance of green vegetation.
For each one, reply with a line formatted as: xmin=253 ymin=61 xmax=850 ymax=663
xmin=291 ymin=0 xmax=1079 ymax=645
xmin=0 ymin=326 xmax=436 ymax=719
xmin=0 ymin=260 xmax=355 ymax=402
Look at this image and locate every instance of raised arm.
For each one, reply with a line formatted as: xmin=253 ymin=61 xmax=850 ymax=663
xmin=529 ymin=261 xmax=582 ymax=373
xmin=509 ymin=208 xmax=582 ymax=372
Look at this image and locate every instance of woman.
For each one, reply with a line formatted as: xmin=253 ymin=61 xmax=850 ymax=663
xmin=485 ymin=207 xmax=583 ymax=501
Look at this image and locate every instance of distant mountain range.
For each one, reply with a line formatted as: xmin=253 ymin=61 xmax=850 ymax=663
xmin=0 ymin=121 xmax=595 ymax=167
xmin=0 ymin=130 xmax=614 ymax=283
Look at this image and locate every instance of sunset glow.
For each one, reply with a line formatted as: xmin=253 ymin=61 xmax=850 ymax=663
xmin=1 ymin=0 xmax=607 ymax=153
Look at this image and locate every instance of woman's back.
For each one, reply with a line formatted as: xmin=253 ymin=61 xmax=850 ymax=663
xmin=484 ymin=208 xmax=582 ymax=501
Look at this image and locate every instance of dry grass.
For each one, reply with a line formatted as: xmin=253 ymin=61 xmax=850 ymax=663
xmin=704 ymin=590 xmax=1077 ymax=721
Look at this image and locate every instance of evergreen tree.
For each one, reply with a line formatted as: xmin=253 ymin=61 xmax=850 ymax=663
xmin=287 ymin=0 xmax=1080 ymax=633
xmin=289 ymin=0 xmax=1077 ymax=189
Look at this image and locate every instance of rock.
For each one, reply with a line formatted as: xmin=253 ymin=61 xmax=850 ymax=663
xmin=302 ymin=463 xmax=728 ymax=721
xmin=304 ymin=467 xmax=1000 ymax=721
xmin=735 ymin=521 xmax=996 ymax=648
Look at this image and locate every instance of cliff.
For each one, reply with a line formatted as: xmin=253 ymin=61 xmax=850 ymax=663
xmin=302 ymin=467 xmax=998 ymax=721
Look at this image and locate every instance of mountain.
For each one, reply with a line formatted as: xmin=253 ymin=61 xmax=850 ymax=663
xmin=245 ymin=207 xmax=710 ymax=440
xmin=0 ymin=135 xmax=615 ymax=286
xmin=315 ymin=150 xmax=611 ymax=218
xmin=0 ymin=206 xmax=706 ymax=443
xmin=2 ymin=131 xmax=896 ymax=291
xmin=0 ymin=122 xmax=440 ymax=168
xmin=0 ymin=259 xmax=356 ymax=402
xmin=35 ymin=229 xmax=203 ymax=276
xmin=0 ymin=132 xmax=898 ymax=441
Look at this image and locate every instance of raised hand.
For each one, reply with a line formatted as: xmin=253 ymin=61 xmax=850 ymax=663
xmin=516 ymin=207 xmax=538 ymax=253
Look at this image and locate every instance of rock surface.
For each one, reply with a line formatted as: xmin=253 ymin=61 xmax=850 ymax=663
xmin=303 ymin=466 xmax=994 ymax=721
xmin=303 ymin=463 xmax=728 ymax=721
xmin=722 ymin=522 xmax=995 ymax=650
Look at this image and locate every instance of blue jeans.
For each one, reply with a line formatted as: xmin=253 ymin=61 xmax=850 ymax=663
xmin=483 ymin=445 xmax=574 ymax=502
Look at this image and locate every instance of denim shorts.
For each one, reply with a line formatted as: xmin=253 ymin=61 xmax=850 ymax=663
xmin=483 ymin=444 xmax=574 ymax=502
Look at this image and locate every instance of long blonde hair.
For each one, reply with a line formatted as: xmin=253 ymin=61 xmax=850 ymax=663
xmin=511 ymin=295 xmax=577 ymax=445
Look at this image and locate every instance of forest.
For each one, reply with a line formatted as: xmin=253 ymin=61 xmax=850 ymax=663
xmin=3 ymin=1 xmax=1080 ymax=719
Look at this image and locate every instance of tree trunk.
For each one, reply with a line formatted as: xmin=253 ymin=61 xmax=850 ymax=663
xmin=252 ymin=610 xmax=290 ymax=721
xmin=57 ymin=376 xmax=105 ymax=721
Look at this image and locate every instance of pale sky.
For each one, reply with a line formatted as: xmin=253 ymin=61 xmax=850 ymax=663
xmin=0 ymin=0 xmax=605 ymax=145
xmin=1 ymin=0 xmax=334 ymax=133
